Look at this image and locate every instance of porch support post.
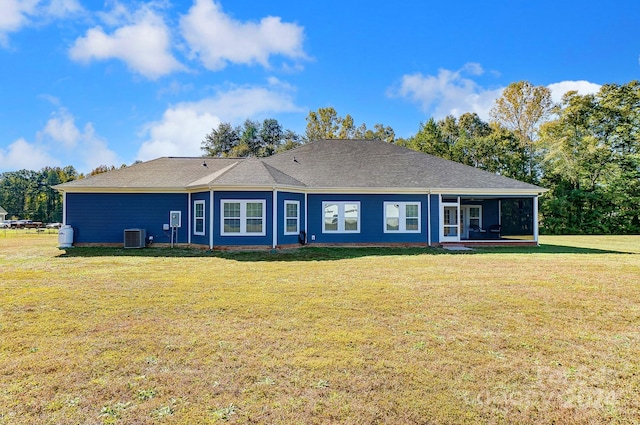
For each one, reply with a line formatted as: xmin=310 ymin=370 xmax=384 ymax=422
xmin=533 ymin=195 xmax=539 ymax=245
xmin=426 ymin=192 xmax=431 ymax=246
xmin=438 ymin=194 xmax=443 ymax=242
xmin=272 ymin=188 xmax=278 ymax=249
xmin=62 ymin=192 xmax=67 ymax=225
xmin=209 ymin=190 xmax=214 ymax=250
xmin=304 ymin=192 xmax=308 ymax=242
xmin=457 ymin=196 xmax=461 ymax=239
xmin=188 ymin=192 xmax=192 ymax=245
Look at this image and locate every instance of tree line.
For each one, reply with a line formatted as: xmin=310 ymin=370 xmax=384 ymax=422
xmin=202 ymin=81 xmax=640 ymax=234
xmin=200 ymin=109 xmax=395 ymax=157
xmin=0 ymin=167 xmax=79 ymax=223
xmin=2 ymin=80 xmax=638 ymax=234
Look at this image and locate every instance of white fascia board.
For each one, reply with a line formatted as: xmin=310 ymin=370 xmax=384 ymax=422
xmin=298 ymin=187 xmax=545 ymax=196
xmin=58 ymin=185 xmax=546 ymax=197
xmin=301 ymin=187 xmax=431 ymax=195
xmin=56 ymin=187 xmax=188 ymax=194
xmin=429 ymin=188 xmax=547 ymax=196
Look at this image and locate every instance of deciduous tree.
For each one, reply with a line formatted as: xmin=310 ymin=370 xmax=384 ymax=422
xmin=490 ymin=81 xmax=554 ymax=183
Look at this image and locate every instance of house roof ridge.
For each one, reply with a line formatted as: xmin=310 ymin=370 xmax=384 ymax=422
xmin=186 ymin=161 xmax=242 ymax=187
xmin=261 ymin=161 xmax=307 ymax=187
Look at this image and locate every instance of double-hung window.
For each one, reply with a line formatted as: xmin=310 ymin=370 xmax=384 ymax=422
xmin=284 ymin=200 xmax=299 ymax=235
xmin=194 ymin=200 xmax=205 ymax=235
xmin=384 ymin=202 xmax=421 ymax=233
xmin=221 ymin=200 xmax=266 ymax=236
xmin=322 ymin=201 xmax=360 ymax=233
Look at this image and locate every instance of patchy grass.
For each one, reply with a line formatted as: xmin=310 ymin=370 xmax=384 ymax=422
xmin=1 ymin=234 xmax=639 ymax=424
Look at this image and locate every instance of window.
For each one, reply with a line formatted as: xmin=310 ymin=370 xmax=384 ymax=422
xmin=322 ymin=201 xmax=360 ymax=233
xmin=194 ymin=200 xmax=205 ymax=235
xmin=468 ymin=206 xmax=481 ymax=229
xmin=284 ymin=200 xmax=299 ymax=235
xmin=221 ymin=200 xmax=266 ymax=236
xmin=384 ymin=202 xmax=421 ymax=233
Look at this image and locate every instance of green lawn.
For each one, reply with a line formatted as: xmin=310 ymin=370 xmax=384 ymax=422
xmin=1 ymin=233 xmax=639 ymax=424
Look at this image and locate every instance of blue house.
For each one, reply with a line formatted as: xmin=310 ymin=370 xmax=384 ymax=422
xmin=55 ymin=140 xmax=545 ymax=249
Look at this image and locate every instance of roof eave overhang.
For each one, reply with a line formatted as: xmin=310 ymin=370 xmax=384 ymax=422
xmin=295 ymin=187 xmax=546 ymax=196
xmin=56 ymin=185 xmax=546 ymax=197
xmin=429 ymin=187 xmax=548 ymax=196
xmin=55 ymin=187 xmax=188 ymax=194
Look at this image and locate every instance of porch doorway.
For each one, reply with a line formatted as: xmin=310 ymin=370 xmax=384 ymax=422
xmin=440 ymin=198 xmax=460 ymax=242
xmin=460 ymin=205 xmax=482 ymax=239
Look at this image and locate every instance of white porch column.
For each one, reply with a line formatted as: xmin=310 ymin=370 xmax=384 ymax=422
xmin=426 ymin=192 xmax=431 ymax=246
xmin=533 ymin=195 xmax=539 ymax=244
xmin=209 ymin=190 xmax=214 ymax=250
xmin=304 ymin=192 xmax=308 ymax=243
xmin=272 ymin=188 xmax=278 ymax=249
xmin=62 ymin=192 xmax=67 ymax=225
xmin=188 ymin=193 xmax=192 ymax=245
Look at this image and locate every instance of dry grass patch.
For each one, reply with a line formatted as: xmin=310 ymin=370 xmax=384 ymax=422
xmin=1 ymin=234 xmax=639 ymax=424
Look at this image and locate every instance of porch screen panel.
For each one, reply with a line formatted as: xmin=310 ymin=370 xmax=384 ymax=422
xmin=443 ymin=206 xmax=458 ymax=236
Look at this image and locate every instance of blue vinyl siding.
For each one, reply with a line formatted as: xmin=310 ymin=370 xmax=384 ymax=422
xmin=429 ymin=194 xmax=440 ymax=244
xmin=66 ymin=192 xmax=188 ymax=244
xmin=191 ymin=191 xmax=210 ymax=246
xmin=277 ymin=192 xmax=306 ymax=245
xmin=213 ymin=191 xmax=272 ymax=246
xmin=307 ymin=194 xmax=429 ymax=244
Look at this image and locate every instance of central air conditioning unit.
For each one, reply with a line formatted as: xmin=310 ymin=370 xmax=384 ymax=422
xmin=124 ymin=228 xmax=146 ymax=248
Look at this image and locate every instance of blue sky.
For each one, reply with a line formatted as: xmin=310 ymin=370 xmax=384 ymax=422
xmin=1 ymin=0 xmax=638 ymax=173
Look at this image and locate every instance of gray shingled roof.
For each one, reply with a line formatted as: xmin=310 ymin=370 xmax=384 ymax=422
xmin=55 ymin=140 xmax=544 ymax=193
xmin=57 ymin=157 xmax=240 ymax=189
xmin=262 ymin=140 xmax=542 ymax=191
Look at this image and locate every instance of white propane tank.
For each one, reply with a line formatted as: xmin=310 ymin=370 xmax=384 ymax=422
xmin=58 ymin=225 xmax=74 ymax=248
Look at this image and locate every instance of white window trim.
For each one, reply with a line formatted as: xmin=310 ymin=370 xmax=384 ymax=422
xmin=384 ymin=202 xmax=421 ymax=233
xmin=284 ymin=200 xmax=300 ymax=235
xmin=220 ymin=199 xmax=266 ymax=236
xmin=194 ymin=200 xmax=205 ymax=236
xmin=463 ymin=205 xmax=483 ymax=229
xmin=322 ymin=201 xmax=361 ymax=234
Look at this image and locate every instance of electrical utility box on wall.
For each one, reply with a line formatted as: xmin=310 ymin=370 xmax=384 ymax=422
xmin=170 ymin=211 xmax=181 ymax=228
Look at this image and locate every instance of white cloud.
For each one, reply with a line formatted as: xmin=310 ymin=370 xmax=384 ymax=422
xmin=137 ymin=107 xmax=221 ymax=160
xmin=37 ymin=108 xmax=118 ymax=170
xmin=389 ymin=63 xmax=503 ymax=120
xmin=180 ymin=0 xmax=306 ymax=70
xmin=137 ymin=82 xmax=303 ymax=160
xmin=0 ymin=0 xmax=38 ymax=37
xmin=39 ymin=108 xmax=81 ymax=148
xmin=0 ymin=0 xmax=81 ymax=47
xmin=0 ymin=107 xmax=118 ymax=173
xmin=391 ymin=65 xmax=603 ymax=121
xmin=0 ymin=138 xmax=57 ymax=171
xmin=69 ymin=4 xmax=183 ymax=79
xmin=74 ymin=122 xmax=119 ymax=171
xmin=547 ymin=80 xmax=602 ymax=104
xmin=45 ymin=0 xmax=81 ymax=18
